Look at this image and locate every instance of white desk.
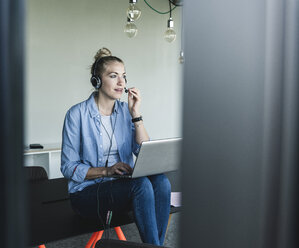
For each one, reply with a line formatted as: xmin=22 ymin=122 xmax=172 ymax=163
xmin=24 ymin=144 xmax=63 ymax=179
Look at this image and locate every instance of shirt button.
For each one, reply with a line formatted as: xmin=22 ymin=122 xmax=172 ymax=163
xmin=100 ymin=145 xmax=103 ymax=148
xmin=99 ymin=158 xmax=102 ymax=161
xmin=100 ymin=133 xmax=102 ymax=135
xmin=97 ymin=115 xmax=100 ymax=118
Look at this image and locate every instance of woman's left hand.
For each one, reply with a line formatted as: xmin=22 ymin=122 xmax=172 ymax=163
xmin=128 ymin=87 xmax=141 ymax=118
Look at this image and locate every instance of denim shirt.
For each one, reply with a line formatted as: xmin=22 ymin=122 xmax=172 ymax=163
xmin=61 ymin=93 xmax=141 ymax=193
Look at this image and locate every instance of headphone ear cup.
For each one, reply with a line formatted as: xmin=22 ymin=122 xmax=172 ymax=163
xmin=96 ymin=77 xmax=102 ymax=89
xmin=90 ymin=76 xmax=102 ymax=89
xmin=90 ymin=76 xmax=97 ymax=88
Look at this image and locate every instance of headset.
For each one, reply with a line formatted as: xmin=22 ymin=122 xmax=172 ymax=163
xmin=90 ymin=56 xmax=131 ymax=238
xmin=91 ymin=57 xmax=129 ymax=93
xmin=90 ymin=58 xmax=102 ymax=89
xmin=96 ymin=109 xmax=118 ymax=239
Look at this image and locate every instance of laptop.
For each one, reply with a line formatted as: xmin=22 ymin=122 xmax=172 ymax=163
xmin=109 ymin=137 xmax=182 ymax=179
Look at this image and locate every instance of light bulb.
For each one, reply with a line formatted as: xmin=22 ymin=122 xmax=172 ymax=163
xmin=165 ymin=29 xmax=176 ymax=43
xmin=164 ymin=18 xmax=176 ymax=43
xmin=124 ymin=19 xmax=138 ymax=38
xmin=179 ymin=51 xmax=184 ymax=64
xmin=127 ymin=0 xmax=141 ymax=21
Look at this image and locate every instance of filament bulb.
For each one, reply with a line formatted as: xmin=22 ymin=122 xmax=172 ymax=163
xmin=164 ymin=18 xmax=176 ymax=43
xmin=127 ymin=0 xmax=141 ymax=21
xmin=124 ymin=18 xmax=138 ymax=38
xmin=179 ymin=51 xmax=184 ymax=64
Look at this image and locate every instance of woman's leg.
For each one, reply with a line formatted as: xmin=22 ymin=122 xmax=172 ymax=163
xmin=69 ymin=180 xmax=133 ymax=220
xmin=148 ymin=174 xmax=171 ymax=245
xmin=130 ymin=177 xmax=160 ymax=245
xmin=70 ymin=178 xmax=161 ymax=245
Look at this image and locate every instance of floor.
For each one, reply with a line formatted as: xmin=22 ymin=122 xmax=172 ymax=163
xmin=30 ymin=213 xmax=180 ymax=248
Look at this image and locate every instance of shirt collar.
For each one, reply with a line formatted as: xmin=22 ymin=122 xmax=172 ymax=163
xmin=87 ymin=92 xmax=119 ymax=118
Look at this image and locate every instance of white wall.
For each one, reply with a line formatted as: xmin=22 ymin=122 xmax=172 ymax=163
xmin=25 ymin=0 xmax=182 ymax=145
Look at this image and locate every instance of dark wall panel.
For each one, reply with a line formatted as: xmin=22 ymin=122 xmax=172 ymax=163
xmin=0 ymin=0 xmax=26 ymax=247
xmin=181 ymin=1 xmax=265 ymax=247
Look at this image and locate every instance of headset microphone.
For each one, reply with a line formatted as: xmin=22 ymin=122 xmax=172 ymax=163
xmin=124 ymin=77 xmax=129 ymax=93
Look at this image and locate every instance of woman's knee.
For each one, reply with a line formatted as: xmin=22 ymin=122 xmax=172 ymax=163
xmin=132 ymin=177 xmax=154 ymax=196
xmin=149 ymin=174 xmax=171 ymax=195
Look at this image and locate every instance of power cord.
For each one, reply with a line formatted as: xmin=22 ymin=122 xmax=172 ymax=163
xmin=143 ymin=0 xmax=177 ymax=14
xmin=169 ymin=0 xmax=172 ymax=18
xmin=96 ymin=108 xmax=118 ymax=240
xmin=169 ymin=0 xmax=183 ymax=6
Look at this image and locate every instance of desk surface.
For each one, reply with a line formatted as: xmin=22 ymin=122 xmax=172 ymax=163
xmin=24 ymin=143 xmax=61 ymax=154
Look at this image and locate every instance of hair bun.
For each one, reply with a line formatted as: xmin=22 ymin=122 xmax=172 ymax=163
xmin=94 ymin=47 xmax=112 ymax=60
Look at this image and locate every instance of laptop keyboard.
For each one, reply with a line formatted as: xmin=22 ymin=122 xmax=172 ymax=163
xmin=110 ymin=174 xmax=132 ymax=179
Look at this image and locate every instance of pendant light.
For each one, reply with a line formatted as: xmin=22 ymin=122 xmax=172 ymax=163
xmin=164 ymin=17 xmax=176 ymax=43
xmin=127 ymin=0 xmax=141 ymax=21
xmin=124 ymin=17 xmax=138 ymax=38
xmin=164 ymin=1 xmax=176 ymax=43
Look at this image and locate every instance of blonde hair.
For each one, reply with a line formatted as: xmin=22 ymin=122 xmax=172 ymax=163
xmin=94 ymin=47 xmax=112 ymax=60
xmin=90 ymin=47 xmax=123 ymax=78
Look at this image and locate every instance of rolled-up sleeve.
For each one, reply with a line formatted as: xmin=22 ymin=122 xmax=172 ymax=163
xmin=61 ymin=108 xmax=90 ymax=183
xmin=131 ymin=123 xmax=141 ymax=156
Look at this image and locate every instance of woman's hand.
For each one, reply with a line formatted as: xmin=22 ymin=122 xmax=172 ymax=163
xmin=85 ymin=162 xmax=133 ymax=179
xmin=127 ymin=87 xmax=149 ymax=145
xmin=128 ymin=87 xmax=141 ymax=118
xmin=106 ymin=162 xmax=133 ymax=176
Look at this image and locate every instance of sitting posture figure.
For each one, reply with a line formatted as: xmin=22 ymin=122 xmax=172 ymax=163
xmin=61 ymin=47 xmax=171 ymax=246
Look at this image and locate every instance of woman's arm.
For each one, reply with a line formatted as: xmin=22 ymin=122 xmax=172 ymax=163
xmin=61 ymin=109 xmax=90 ymax=183
xmin=133 ymin=118 xmax=149 ymax=145
xmin=85 ymin=167 xmax=108 ymax=179
xmin=85 ymin=162 xmax=133 ymax=179
xmin=128 ymin=87 xmax=150 ymax=145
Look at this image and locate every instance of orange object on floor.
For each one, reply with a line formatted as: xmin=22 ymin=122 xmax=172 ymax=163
xmin=36 ymin=227 xmax=123 ymax=248
xmin=85 ymin=232 xmax=98 ymax=248
xmin=91 ymin=231 xmax=104 ymax=248
xmin=85 ymin=226 xmax=126 ymax=248
xmin=114 ymin=226 xmax=126 ymax=241
xmin=85 ymin=230 xmax=104 ymax=248
xmin=37 ymin=214 xmax=173 ymax=248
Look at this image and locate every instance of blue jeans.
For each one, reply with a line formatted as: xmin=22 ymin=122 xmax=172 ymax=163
xmin=70 ymin=174 xmax=171 ymax=246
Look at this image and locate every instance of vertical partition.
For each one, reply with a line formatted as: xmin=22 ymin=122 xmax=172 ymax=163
xmin=181 ymin=0 xmax=265 ymax=247
xmin=181 ymin=1 xmax=299 ymax=248
xmin=0 ymin=0 xmax=26 ymax=247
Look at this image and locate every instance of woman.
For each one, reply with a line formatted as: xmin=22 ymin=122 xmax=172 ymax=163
xmin=61 ymin=48 xmax=171 ymax=246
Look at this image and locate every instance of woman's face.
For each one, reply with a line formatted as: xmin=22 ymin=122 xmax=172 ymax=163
xmin=99 ymin=62 xmax=126 ymax=100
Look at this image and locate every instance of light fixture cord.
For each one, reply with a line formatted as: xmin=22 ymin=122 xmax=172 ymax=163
xmin=169 ymin=0 xmax=172 ymax=18
xmin=169 ymin=0 xmax=183 ymax=6
xmin=144 ymin=0 xmax=176 ymax=14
